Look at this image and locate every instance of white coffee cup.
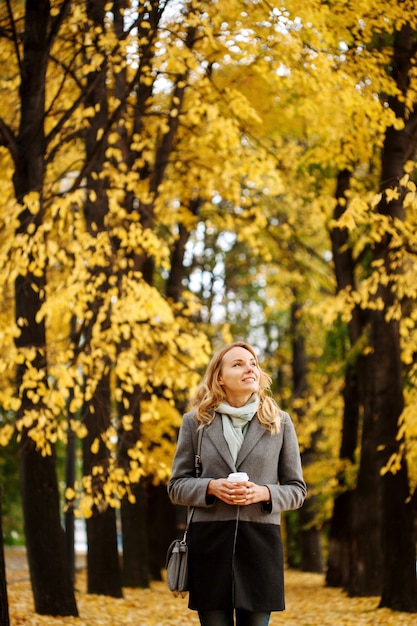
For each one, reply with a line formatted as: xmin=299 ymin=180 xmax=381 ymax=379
xmin=227 ymin=472 xmax=249 ymax=482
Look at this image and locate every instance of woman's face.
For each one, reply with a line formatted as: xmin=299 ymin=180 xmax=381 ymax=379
xmin=218 ymin=346 xmax=260 ymax=406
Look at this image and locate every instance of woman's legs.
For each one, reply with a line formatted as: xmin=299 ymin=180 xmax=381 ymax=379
xmin=198 ymin=610 xmax=234 ymax=626
xmin=198 ymin=610 xmax=270 ymax=626
xmin=235 ymin=609 xmax=271 ymax=626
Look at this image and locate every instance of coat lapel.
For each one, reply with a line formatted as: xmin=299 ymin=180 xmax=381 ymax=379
xmin=236 ymin=417 xmax=267 ymax=467
xmin=205 ymin=413 xmax=235 ymax=471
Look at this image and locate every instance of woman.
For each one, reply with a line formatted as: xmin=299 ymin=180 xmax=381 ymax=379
xmin=168 ymin=342 xmax=306 ymax=626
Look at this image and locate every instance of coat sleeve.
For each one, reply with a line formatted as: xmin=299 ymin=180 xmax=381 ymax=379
xmin=264 ymin=413 xmax=306 ymax=514
xmin=167 ymin=411 xmax=213 ymax=508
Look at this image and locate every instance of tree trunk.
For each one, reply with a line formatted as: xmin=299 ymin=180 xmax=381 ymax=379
xmin=348 ymin=359 xmax=382 ymax=596
xmin=326 ymin=363 xmax=361 ymax=589
xmin=326 ymin=490 xmax=353 ymax=588
xmin=15 ymin=272 xmax=77 ymax=615
xmin=326 ymin=355 xmax=364 ymax=589
xmin=112 ymin=3 xmax=156 ymax=587
xmin=111 ymin=5 xmax=199 ymax=587
xmin=12 ymin=0 xmax=78 ymax=616
xmin=85 ymin=509 xmax=122 ymax=597
xmin=371 ymin=309 xmax=417 ymax=611
xmin=117 ymin=386 xmax=150 ymax=588
xmin=0 ymin=488 xmax=10 ymax=626
xmin=290 ymin=299 xmax=323 ymax=573
xmin=83 ymin=375 xmax=123 ymax=597
xmin=65 ymin=391 xmax=77 ymax=584
xmin=327 ymin=167 xmax=382 ymax=594
xmin=79 ymin=0 xmax=123 ymax=599
xmin=326 ymin=169 xmax=359 ymax=587
xmin=371 ymin=292 xmax=416 ymax=610
xmin=298 ymin=455 xmax=323 ymax=573
xmin=370 ymin=23 xmax=417 ymax=612
xmin=120 ymin=481 xmax=149 ymax=587
xmin=147 ymin=482 xmax=178 ymax=581
xmin=19 ymin=442 xmax=78 ymax=615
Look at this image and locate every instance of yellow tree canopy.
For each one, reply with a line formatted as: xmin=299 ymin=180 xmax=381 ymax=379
xmin=0 ymin=0 xmax=416 ymax=511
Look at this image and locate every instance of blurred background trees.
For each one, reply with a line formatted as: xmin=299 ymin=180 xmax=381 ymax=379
xmin=0 ymin=0 xmax=416 ymax=617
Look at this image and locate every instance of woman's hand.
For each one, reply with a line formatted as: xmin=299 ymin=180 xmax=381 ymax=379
xmin=207 ymin=479 xmax=270 ymax=506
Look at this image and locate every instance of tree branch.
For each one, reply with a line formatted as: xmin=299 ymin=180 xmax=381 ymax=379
xmin=5 ymin=0 xmax=22 ymax=74
xmin=0 ymin=117 xmax=17 ymax=164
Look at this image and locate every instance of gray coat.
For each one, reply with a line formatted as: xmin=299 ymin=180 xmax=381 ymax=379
xmin=168 ymin=409 xmax=306 ymax=612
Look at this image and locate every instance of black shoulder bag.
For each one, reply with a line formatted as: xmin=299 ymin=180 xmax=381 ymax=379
xmin=166 ymin=426 xmax=203 ymax=597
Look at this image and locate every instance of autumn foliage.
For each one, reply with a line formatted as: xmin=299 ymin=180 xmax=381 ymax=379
xmin=0 ymin=0 xmax=417 ymax=619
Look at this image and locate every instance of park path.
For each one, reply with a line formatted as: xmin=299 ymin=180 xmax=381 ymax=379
xmin=5 ymin=546 xmax=87 ymax=581
xmin=4 ymin=547 xmax=416 ymax=626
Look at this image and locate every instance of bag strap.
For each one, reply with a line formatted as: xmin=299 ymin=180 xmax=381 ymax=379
xmin=194 ymin=426 xmax=203 ymax=478
xmin=182 ymin=426 xmax=204 ymax=541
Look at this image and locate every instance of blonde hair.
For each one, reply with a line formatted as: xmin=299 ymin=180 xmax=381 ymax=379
xmin=189 ymin=341 xmax=282 ymax=434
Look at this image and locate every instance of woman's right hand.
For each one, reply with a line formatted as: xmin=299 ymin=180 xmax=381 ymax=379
xmin=207 ymin=478 xmax=248 ymax=505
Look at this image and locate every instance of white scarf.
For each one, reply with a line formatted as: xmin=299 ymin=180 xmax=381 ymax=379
xmin=217 ymin=394 xmax=259 ymax=463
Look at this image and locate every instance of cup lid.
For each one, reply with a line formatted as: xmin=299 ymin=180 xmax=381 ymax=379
xmin=227 ymin=472 xmax=249 ymax=481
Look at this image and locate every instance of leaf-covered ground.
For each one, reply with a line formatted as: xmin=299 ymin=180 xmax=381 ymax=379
xmin=5 ymin=548 xmax=416 ymax=625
